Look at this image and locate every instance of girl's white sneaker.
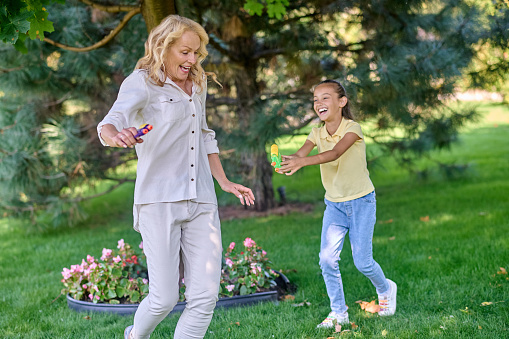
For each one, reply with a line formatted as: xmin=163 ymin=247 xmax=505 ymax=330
xmin=378 ymin=279 xmax=397 ymax=316
xmin=316 ymin=311 xmax=349 ymax=328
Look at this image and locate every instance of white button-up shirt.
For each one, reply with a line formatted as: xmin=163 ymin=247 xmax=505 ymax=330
xmin=97 ymin=69 xmax=219 ymax=211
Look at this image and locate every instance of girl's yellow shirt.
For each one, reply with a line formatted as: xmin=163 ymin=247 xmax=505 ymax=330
xmin=307 ymin=118 xmax=374 ymax=202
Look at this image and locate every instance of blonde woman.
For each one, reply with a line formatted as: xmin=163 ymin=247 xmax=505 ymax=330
xmin=97 ymin=15 xmax=255 ymax=339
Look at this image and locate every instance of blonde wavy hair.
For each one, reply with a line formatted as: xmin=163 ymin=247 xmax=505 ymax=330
xmin=135 ymin=15 xmax=218 ymax=92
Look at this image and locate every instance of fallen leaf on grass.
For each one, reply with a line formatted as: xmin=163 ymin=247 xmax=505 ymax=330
xmin=497 ymin=267 xmax=507 ymax=275
xmin=381 ymin=329 xmax=388 ymax=336
xmin=83 ymin=316 xmax=91 ymax=320
xmin=479 ymin=325 xmax=482 ymax=329
xmin=350 ymin=322 xmax=358 ymax=329
xmin=420 ymin=216 xmax=430 ymax=222
xmin=388 ymin=236 xmax=396 ymax=240
xmin=282 ymin=295 xmax=295 ymax=301
xmin=356 ymin=300 xmax=380 ymax=313
xmin=460 ymin=307 xmax=470 ymax=314
xmin=481 ymin=301 xmax=493 ymax=306
xmin=379 ymin=219 xmax=393 ymax=224
xmin=335 ymin=324 xmax=342 ymax=333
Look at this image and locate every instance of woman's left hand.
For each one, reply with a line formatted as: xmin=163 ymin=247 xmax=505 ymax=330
xmin=221 ymin=181 xmax=255 ymax=206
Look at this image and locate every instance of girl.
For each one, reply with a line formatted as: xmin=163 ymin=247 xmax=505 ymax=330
xmin=278 ymin=79 xmax=396 ymax=328
xmin=97 ymin=15 xmax=255 ymax=339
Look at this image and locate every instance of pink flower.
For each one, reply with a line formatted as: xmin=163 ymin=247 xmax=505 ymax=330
xmin=228 ymin=242 xmax=235 ymax=250
xmin=95 ymin=295 xmax=100 ymax=300
xmin=93 ymin=285 xmax=99 ymax=293
xmin=61 ymin=268 xmax=72 ymax=279
xmin=87 ymin=255 xmax=95 ymax=263
xmin=70 ymin=264 xmax=83 ymax=273
xmin=113 ymin=255 xmax=121 ymax=263
xmin=139 ymin=241 xmax=143 ymax=250
xmin=226 ymin=284 xmax=235 ymax=292
xmin=82 ymin=284 xmax=87 ymax=289
xmin=142 ymin=278 xmax=149 ymax=285
xmin=225 ymin=258 xmax=233 ymax=268
xmin=243 ymin=238 xmax=256 ymax=248
xmin=100 ymin=248 xmax=113 ymax=261
xmin=117 ymin=239 xmax=125 ymax=250
xmin=89 ymin=294 xmax=93 ymax=300
xmin=89 ymin=263 xmax=98 ymax=270
xmin=262 ymin=250 xmax=267 ymax=256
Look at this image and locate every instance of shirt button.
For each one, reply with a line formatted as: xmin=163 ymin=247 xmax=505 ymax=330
xmin=192 ymin=114 xmax=195 ymax=117
xmin=191 ymin=178 xmax=194 ymax=181
xmin=191 ymin=164 xmax=194 ymax=167
xmin=191 ymin=147 xmax=194 ymax=150
xmin=192 ymin=131 xmax=194 ymax=133
xmin=189 ymin=99 xmax=192 ymax=102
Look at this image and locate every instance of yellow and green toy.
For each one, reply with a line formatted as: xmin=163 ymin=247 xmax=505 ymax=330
xmin=270 ymin=144 xmax=282 ymax=173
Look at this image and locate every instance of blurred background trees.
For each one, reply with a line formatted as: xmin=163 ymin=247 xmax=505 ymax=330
xmin=0 ymin=0 xmax=507 ymax=228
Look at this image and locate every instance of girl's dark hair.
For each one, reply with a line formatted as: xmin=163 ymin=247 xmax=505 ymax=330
xmin=315 ymin=79 xmax=355 ymax=120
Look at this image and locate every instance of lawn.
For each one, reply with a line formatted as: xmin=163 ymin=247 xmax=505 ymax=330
xmin=0 ymin=102 xmax=508 ymax=338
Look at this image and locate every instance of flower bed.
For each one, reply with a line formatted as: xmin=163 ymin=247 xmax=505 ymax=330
xmin=61 ymin=238 xmax=284 ymax=310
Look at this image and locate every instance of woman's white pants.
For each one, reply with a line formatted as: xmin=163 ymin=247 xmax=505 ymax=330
xmin=132 ymin=201 xmax=222 ymax=339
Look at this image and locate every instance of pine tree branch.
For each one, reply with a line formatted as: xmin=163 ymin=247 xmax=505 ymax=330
xmin=207 ymin=33 xmax=237 ymax=61
xmin=253 ymin=41 xmax=369 ymax=60
xmin=78 ymin=0 xmax=140 ymax=13
xmin=44 ymin=8 xmax=141 ymax=52
xmin=206 ymin=95 xmax=238 ymax=107
xmin=0 ymin=66 xmax=24 ymax=73
xmin=70 ymin=178 xmax=134 ymax=202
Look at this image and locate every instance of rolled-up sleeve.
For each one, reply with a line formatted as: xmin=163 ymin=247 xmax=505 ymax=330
xmin=97 ymin=72 xmax=149 ymax=146
xmin=199 ymin=84 xmax=219 ymax=154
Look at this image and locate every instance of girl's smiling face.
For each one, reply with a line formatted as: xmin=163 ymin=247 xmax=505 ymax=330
xmin=164 ymin=30 xmax=201 ymax=85
xmin=313 ymin=83 xmax=347 ymax=122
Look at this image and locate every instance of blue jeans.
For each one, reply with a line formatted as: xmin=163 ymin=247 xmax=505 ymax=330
xmin=319 ymin=191 xmax=390 ymax=314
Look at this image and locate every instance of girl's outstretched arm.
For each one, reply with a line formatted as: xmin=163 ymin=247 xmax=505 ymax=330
xmin=285 ymin=140 xmax=316 ymax=159
xmin=280 ymin=132 xmax=359 ymax=175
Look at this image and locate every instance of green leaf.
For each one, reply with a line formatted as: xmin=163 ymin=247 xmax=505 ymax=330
xmin=27 ymin=9 xmax=53 ymax=40
xmin=107 ymin=288 xmax=117 ymax=299
xmin=115 ymin=286 xmax=126 ymax=298
xmin=0 ymin=11 xmax=32 ymax=44
xmin=109 ymin=299 xmax=120 ymax=304
xmin=267 ymin=2 xmax=286 ymax=19
xmin=14 ymin=34 xmax=28 ymax=54
xmin=239 ymin=285 xmax=248 ymax=295
xmin=112 ymin=268 xmax=122 ymax=278
xmin=243 ymin=0 xmax=263 ymax=16
xmin=130 ymin=290 xmax=140 ymax=303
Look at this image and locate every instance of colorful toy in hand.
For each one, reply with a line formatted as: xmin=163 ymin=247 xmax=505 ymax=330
xmin=270 ymin=144 xmax=282 ymax=173
xmin=134 ymin=124 xmax=153 ymax=138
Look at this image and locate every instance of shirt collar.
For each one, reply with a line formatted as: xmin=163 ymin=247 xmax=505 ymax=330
xmin=319 ymin=117 xmax=347 ymax=140
xmin=161 ymin=71 xmax=197 ymax=97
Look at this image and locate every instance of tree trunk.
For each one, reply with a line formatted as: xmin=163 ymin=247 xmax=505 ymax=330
xmin=232 ymin=37 xmax=276 ymax=212
xmin=140 ymin=0 xmax=177 ymax=32
xmin=251 ymin=151 xmax=276 ymax=211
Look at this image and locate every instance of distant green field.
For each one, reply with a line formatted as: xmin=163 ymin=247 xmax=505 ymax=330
xmin=0 ymin=102 xmax=507 ymax=338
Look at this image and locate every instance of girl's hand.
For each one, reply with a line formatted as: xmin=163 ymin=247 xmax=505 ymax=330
xmin=110 ymin=127 xmax=143 ymax=148
xmin=279 ymin=157 xmax=305 ymax=176
xmin=220 ymin=181 xmax=255 ymax=206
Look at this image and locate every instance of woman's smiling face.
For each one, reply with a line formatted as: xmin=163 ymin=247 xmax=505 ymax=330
xmin=164 ymin=30 xmax=201 ymax=84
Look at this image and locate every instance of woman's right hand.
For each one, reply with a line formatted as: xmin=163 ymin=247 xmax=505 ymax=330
xmin=101 ymin=125 xmax=143 ymax=148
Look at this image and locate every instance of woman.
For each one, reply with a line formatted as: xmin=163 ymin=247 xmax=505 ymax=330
xmin=97 ymin=15 xmax=255 ymax=339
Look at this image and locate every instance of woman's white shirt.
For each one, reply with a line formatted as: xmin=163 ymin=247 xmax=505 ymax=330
xmin=97 ymin=69 xmax=219 ymax=209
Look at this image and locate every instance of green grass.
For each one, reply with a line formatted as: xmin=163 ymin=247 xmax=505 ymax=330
xmin=1 ymin=102 xmax=508 ymax=338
